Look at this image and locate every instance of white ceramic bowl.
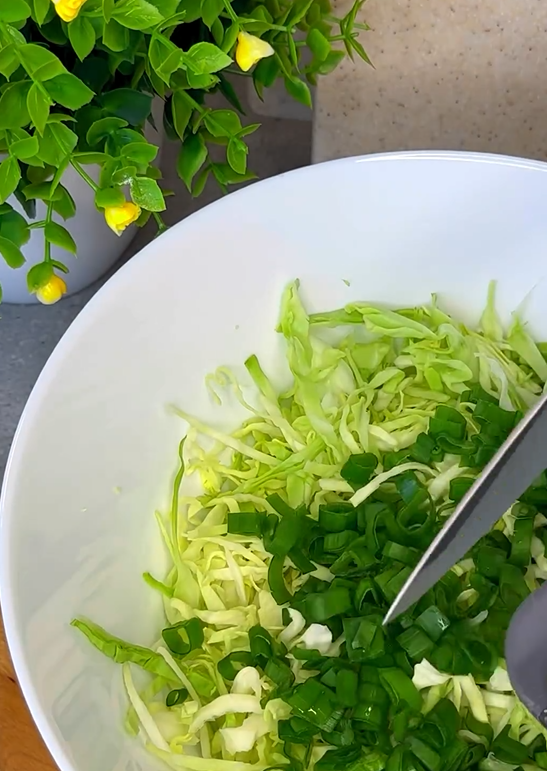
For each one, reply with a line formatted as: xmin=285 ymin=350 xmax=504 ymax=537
xmin=3 ymin=151 xmax=547 ymax=771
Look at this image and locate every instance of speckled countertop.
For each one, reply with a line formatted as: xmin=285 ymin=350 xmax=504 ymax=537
xmin=314 ymin=0 xmax=547 ymax=161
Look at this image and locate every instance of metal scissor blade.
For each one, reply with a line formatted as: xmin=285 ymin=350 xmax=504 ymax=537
xmin=384 ymin=390 xmax=547 ymax=625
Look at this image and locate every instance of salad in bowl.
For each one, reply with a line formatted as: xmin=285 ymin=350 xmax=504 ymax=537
xmin=4 ymin=151 xmax=547 ymax=771
xmin=73 ymin=280 xmax=547 ymax=771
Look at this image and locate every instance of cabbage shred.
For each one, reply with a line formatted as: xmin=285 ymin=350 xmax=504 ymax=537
xmin=73 ymin=281 xmax=547 ymax=771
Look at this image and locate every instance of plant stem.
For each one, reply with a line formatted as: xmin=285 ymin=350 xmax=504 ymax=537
xmin=44 ymin=201 xmax=53 ymax=263
xmin=220 ymin=0 xmax=239 ymax=25
xmin=70 ymin=159 xmax=99 ymax=192
xmin=153 ymin=211 xmax=168 ymax=235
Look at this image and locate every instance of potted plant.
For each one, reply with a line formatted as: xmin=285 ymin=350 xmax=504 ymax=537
xmin=0 ymin=0 xmax=369 ymax=304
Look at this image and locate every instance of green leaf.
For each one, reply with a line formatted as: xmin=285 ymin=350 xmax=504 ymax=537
xmin=156 ymin=9 xmax=187 ymax=33
xmin=111 ymin=165 xmax=137 ymax=185
xmin=160 ymin=48 xmax=184 ymax=84
xmin=51 ymin=259 xmax=69 ymax=273
xmin=238 ymin=122 xmax=260 ymax=138
xmin=38 ymin=19 xmax=67 ymax=45
xmin=20 ymin=157 xmax=44 ymax=170
xmin=52 ymin=185 xmax=76 ymax=220
xmin=0 ymin=0 xmax=31 ymax=22
xmin=316 ymin=49 xmax=345 ymax=75
xmin=307 ymin=28 xmax=331 ymax=62
xmin=0 ymin=45 xmax=19 ymax=78
xmin=148 ymin=37 xmax=182 ymax=84
xmin=0 ymin=157 xmax=21 ymax=204
xmin=10 ymin=135 xmax=40 ymax=160
xmin=14 ymin=187 xmax=36 ymax=219
xmin=175 ymin=0 xmax=202 ymax=21
xmin=210 ymin=16 xmax=224 ymax=45
xmin=186 ymin=70 xmax=218 ymax=89
xmin=121 ymin=142 xmax=158 ymax=164
xmin=0 ymin=208 xmax=30 ymax=247
xmin=135 ymin=208 xmax=151 ymax=227
xmin=44 ymin=221 xmax=77 ymax=253
xmin=341 ymin=0 xmax=367 ymax=37
xmin=226 ymin=136 xmax=248 ymax=174
xmin=287 ymin=33 xmax=299 ymax=69
xmin=201 ymin=0 xmax=224 ymax=28
xmin=148 ymin=36 xmax=166 ymax=72
xmin=87 ymin=117 xmax=128 ymax=147
xmin=184 ymin=42 xmax=232 ymax=74
xmin=50 ymin=122 xmax=78 ymax=157
xmin=204 ymin=109 xmax=241 ymax=138
xmin=0 ymin=235 xmax=25 ymax=267
xmin=46 ymin=113 xmax=76 ymax=123
xmin=129 ymin=176 xmax=166 ymax=211
xmin=0 ymin=82 xmax=31 ymax=130
xmin=103 ymin=19 xmax=130 ymax=52
xmin=283 ymin=76 xmax=312 ymax=108
xmin=102 ymin=0 xmax=115 ymax=22
xmin=95 ymin=187 xmax=126 ymax=208
xmin=216 ymin=73 xmax=244 ymax=112
xmin=68 ymin=16 xmax=96 ymax=61
xmin=171 ymin=90 xmax=192 ymax=140
xmin=31 ymin=0 xmax=50 ymax=25
xmin=105 ymin=129 xmax=149 ymax=159
xmin=36 ymin=131 xmax=60 ymax=166
xmin=27 ymin=82 xmax=51 ymax=135
xmin=37 ymin=123 xmax=77 ymax=165
xmin=23 ymin=181 xmax=62 ymax=201
xmin=285 ymin=0 xmax=316 ymax=27
xmin=25 ymin=166 xmax=50 ymax=187
xmin=152 ymin=0 xmax=179 ymax=16
xmin=191 ymin=166 xmax=209 ymax=197
xmin=347 ymin=35 xmax=372 ymax=65
xmin=211 ymin=162 xmax=256 ymax=186
xmin=146 ymin=164 xmax=162 ymax=180
xmin=19 ymin=43 xmax=66 ymax=80
xmin=73 ymin=151 xmax=110 ymax=165
xmin=177 ymin=133 xmax=207 ymax=192
xmin=102 ymin=89 xmax=153 ymax=125
xmin=45 ymin=73 xmax=95 ymax=110
xmin=99 ymin=158 xmax=120 ymax=188
xmin=221 ymin=21 xmax=239 ymax=54
xmin=27 ymin=261 xmax=53 ymax=291
xmin=112 ymin=0 xmax=163 ymax=29
xmin=242 ymin=9 xmax=272 ymax=34
xmin=253 ymin=56 xmax=279 ymax=98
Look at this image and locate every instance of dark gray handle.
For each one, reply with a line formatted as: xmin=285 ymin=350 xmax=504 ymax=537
xmin=506 ymin=580 xmax=547 ymax=725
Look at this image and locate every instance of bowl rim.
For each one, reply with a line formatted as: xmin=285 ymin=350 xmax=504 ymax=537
xmin=2 ymin=148 xmax=547 ymax=771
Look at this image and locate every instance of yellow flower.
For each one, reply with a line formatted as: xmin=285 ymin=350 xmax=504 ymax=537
xmin=35 ymin=274 xmax=67 ymax=305
xmin=235 ymin=32 xmax=275 ymax=72
xmin=104 ymin=201 xmax=141 ymax=237
xmin=51 ymin=0 xmax=88 ymax=21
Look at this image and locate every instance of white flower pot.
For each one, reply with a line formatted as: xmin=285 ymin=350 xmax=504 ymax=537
xmin=1 ymin=104 xmax=164 ymax=304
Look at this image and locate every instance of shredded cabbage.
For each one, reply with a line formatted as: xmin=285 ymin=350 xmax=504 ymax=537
xmin=73 ymin=280 xmax=547 ymax=771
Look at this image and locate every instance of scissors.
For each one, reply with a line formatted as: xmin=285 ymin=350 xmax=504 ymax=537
xmin=384 ymin=390 xmax=547 ymax=725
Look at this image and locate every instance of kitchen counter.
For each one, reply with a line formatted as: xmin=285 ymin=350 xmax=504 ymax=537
xmin=314 ymin=0 xmax=547 ymax=162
